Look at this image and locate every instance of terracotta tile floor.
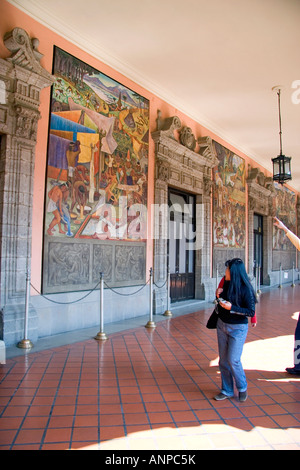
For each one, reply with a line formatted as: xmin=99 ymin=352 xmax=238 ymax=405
xmin=1 ymin=284 xmax=300 ymax=450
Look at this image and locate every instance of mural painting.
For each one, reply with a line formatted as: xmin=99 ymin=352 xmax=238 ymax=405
xmin=212 ymin=141 xmax=246 ymax=249
xmin=44 ymin=47 xmax=149 ymax=242
xmin=273 ymin=183 xmax=297 ymax=250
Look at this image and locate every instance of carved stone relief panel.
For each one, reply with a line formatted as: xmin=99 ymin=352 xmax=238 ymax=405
xmin=214 ymin=248 xmax=246 ymax=276
xmin=43 ymin=239 xmax=146 ymax=294
xmin=115 ymin=245 xmax=145 ymax=282
xmin=92 ymin=245 xmax=113 ymax=282
xmin=47 ymin=242 xmax=90 ymax=288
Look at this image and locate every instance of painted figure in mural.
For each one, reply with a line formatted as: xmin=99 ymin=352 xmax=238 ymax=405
xmin=71 ymin=181 xmax=88 ymax=222
xmin=61 ymin=200 xmax=73 ymax=237
xmin=47 ymin=182 xmax=70 ymax=236
xmin=273 ymin=217 xmax=300 ymax=375
xmin=66 ymin=141 xmax=81 ymax=180
xmin=214 ymin=258 xmax=257 ymax=402
xmin=69 ymin=164 xmax=90 ymax=223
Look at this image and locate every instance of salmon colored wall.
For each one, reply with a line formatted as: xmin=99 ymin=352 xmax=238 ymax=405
xmin=0 ymin=0 xmax=294 ymax=290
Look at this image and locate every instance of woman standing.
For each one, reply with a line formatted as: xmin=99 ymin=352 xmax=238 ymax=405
xmin=215 ymin=258 xmax=257 ymax=402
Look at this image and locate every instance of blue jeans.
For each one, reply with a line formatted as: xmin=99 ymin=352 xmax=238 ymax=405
xmin=217 ymin=318 xmax=248 ymax=396
xmin=294 ymin=315 xmax=300 ymax=370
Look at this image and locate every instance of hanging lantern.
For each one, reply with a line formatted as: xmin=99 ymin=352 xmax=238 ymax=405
xmin=271 ymin=86 xmax=292 ymax=185
xmin=272 ymin=154 xmax=291 ymax=184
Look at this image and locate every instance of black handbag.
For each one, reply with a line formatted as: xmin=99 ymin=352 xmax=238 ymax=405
xmin=206 ymin=304 xmax=219 ymax=329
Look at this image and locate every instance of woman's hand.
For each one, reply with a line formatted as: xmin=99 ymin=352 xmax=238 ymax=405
xmin=274 ymin=217 xmax=287 ymax=232
xmin=219 ymin=300 xmax=232 ymax=310
xmin=216 ymin=288 xmax=223 ymax=298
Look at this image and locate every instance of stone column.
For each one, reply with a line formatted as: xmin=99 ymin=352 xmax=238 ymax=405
xmin=0 ymin=28 xmax=55 ymax=345
xmin=195 ymin=172 xmax=214 ymax=298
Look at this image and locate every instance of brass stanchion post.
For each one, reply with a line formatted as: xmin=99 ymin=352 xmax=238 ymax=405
xmin=257 ymin=265 xmax=261 ymax=295
xmin=95 ymin=272 xmax=108 ymax=341
xmin=17 ymin=268 xmax=33 ymax=350
xmin=163 ymin=266 xmax=172 ymax=317
xmin=292 ymin=262 xmax=295 ymax=287
xmin=145 ymin=268 xmax=156 ymax=328
xmin=255 ymin=265 xmax=259 ymax=299
xmin=279 ymin=263 xmax=282 ymax=288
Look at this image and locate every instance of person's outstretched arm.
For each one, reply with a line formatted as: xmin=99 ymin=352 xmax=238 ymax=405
xmin=274 ymin=217 xmax=300 ymax=251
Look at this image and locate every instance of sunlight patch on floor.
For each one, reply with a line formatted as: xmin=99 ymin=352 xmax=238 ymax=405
xmin=210 ymin=335 xmax=295 ymax=372
xmin=242 ymin=335 xmax=294 ymax=372
xmin=71 ymin=422 xmax=300 ymax=450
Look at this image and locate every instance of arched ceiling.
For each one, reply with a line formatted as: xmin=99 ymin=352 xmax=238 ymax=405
xmin=7 ymin=0 xmax=300 ymax=191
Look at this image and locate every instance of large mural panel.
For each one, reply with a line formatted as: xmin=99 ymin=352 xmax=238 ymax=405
xmin=212 ymin=141 xmax=246 ymax=249
xmin=45 ymin=47 xmax=149 ymax=242
xmin=42 ymin=47 xmax=149 ymax=293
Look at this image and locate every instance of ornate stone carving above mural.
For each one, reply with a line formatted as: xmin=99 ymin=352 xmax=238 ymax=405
xmin=156 ymin=158 xmax=170 ymax=182
xmin=247 ymin=165 xmax=274 ymax=216
xmin=156 ymin=110 xmax=181 ymax=139
xmin=179 ymin=126 xmax=196 ymax=150
xmin=153 ymin=111 xmax=219 ymax=195
xmin=15 ymin=105 xmax=39 ymax=140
